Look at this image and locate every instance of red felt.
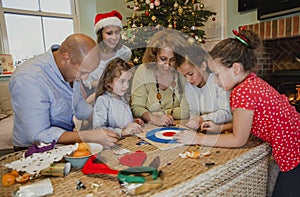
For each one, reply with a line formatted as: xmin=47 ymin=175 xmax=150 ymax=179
xmin=119 ymin=150 xmax=147 ymax=167
xmin=82 ymin=155 xmax=119 ymax=175
xmin=162 ymin=131 xmax=176 ymax=137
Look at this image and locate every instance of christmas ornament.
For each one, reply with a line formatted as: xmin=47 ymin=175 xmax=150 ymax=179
xmin=174 ymin=2 xmax=179 ymax=8
xmin=133 ymin=57 xmax=139 ymax=64
xmin=199 ymin=38 xmax=205 ymax=44
xmin=187 ymin=37 xmax=196 ymax=44
xmin=178 ymin=7 xmax=183 ymax=14
xmin=151 ymin=15 xmax=157 ymax=21
xmin=132 ymin=23 xmax=137 ymax=28
xmin=154 ymin=0 xmax=160 ymax=6
xmin=150 ymin=3 xmax=154 ymax=9
xmin=134 ymin=0 xmax=139 ymax=6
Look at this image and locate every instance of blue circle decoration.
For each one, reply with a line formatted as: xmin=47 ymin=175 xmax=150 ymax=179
xmin=146 ymin=127 xmax=185 ymax=143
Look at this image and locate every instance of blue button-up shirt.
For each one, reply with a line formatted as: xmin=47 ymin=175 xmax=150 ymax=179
xmin=9 ymin=45 xmax=92 ymax=147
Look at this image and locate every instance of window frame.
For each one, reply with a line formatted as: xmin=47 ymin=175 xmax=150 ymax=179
xmin=0 ymin=0 xmax=80 ymax=54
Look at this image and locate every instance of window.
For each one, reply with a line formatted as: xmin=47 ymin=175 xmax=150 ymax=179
xmin=0 ymin=0 xmax=78 ymax=66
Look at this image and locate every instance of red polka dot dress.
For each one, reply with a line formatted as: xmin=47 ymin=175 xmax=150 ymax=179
xmin=230 ymin=73 xmax=300 ymax=172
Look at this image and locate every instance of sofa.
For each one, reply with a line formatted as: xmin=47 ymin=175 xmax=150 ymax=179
xmin=0 ymin=83 xmax=13 ymax=150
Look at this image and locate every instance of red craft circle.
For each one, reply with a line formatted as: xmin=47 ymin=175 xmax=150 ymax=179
xmin=162 ymin=131 xmax=176 ymax=137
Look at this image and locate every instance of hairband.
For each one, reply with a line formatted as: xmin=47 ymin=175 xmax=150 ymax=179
xmin=232 ymin=29 xmax=249 ymax=47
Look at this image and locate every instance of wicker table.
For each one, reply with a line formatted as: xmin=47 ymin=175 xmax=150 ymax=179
xmin=0 ymin=131 xmax=271 ymax=197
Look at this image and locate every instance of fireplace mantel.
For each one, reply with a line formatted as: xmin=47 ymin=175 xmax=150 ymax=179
xmin=242 ymin=15 xmax=300 ymax=40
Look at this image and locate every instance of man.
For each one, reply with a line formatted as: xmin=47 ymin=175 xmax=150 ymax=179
xmin=9 ymin=33 xmax=119 ymax=150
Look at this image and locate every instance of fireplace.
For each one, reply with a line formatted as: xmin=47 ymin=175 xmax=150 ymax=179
xmin=242 ymin=14 xmax=300 ymax=112
xmin=270 ymin=69 xmax=300 ymax=112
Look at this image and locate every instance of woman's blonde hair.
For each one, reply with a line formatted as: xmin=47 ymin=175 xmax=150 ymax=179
xmin=142 ymin=28 xmax=189 ymax=66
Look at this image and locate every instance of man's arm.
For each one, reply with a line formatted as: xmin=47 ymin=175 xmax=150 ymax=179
xmin=58 ymin=129 xmax=119 ymax=149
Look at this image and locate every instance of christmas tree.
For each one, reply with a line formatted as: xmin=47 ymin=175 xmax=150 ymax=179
xmin=122 ymin=0 xmax=216 ymax=65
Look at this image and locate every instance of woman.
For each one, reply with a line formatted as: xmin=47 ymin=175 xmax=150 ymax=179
xmin=130 ymin=29 xmax=190 ymax=126
xmin=82 ymin=10 xmax=132 ymax=96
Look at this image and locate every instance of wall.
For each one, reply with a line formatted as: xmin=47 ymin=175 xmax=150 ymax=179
xmin=78 ymin=0 xmax=97 ymax=40
xmin=226 ymin=0 xmax=258 ymax=38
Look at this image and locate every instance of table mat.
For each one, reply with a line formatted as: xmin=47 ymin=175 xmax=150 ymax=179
xmin=0 ymin=135 xmax=270 ymax=197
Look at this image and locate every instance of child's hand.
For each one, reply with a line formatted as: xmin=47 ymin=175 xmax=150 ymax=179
xmin=122 ymin=123 xmax=143 ymax=136
xmin=186 ymin=116 xmax=203 ymax=130
xmin=134 ymin=118 xmax=144 ymax=126
xmin=201 ymin=121 xmax=221 ymax=133
xmin=173 ymin=130 xmax=201 ymax=145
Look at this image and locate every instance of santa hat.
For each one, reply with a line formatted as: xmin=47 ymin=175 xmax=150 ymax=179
xmin=94 ymin=10 xmax=123 ymax=34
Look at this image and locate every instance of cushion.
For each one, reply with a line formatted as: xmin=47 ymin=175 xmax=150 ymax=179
xmin=0 ymin=83 xmax=13 ymax=115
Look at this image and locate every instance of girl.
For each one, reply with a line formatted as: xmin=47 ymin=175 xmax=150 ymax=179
xmin=82 ymin=10 xmax=132 ymax=96
xmin=175 ymin=44 xmax=232 ymax=130
xmin=174 ymin=29 xmax=300 ymax=196
xmin=93 ymin=58 xmax=144 ymax=137
xmin=130 ymin=29 xmax=190 ymax=126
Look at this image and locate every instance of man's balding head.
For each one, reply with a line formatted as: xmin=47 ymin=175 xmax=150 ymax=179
xmin=60 ymin=33 xmax=98 ymax=65
xmin=56 ymin=33 xmax=100 ymax=82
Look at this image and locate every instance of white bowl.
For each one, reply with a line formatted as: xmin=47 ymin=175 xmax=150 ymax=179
xmin=64 ymin=143 xmax=103 ymax=169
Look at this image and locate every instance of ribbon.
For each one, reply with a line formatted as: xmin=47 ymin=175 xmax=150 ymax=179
xmin=232 ymin=29 xmax=249 ymax=47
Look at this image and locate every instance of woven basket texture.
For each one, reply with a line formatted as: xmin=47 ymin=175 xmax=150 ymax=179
xmin=0 ymin=135 xmax=271 ymax=197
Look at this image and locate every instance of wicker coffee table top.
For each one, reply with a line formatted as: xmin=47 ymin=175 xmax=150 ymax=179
xmin=0 ymin=131 xmax=271 ymax=197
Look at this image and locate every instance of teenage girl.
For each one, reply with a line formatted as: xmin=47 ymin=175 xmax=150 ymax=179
xmin=174 ymin=29 xmax=300 ymax=196
xmin=93 ymin=58 xmax=144 ymax=137
xmin=82 ymin=10 xmax=132 ymax=97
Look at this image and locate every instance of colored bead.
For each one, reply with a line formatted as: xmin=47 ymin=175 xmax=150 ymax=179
xmin=156 ymin=92 xmax=162 ymax=100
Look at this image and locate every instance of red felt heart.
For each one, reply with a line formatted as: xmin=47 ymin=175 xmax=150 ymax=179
xmin=119 ymin=150 xmax=147 ymax=167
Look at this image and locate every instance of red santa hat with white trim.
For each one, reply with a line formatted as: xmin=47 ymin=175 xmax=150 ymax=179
xmin=94 ymin=10 xmax=123 ymax=34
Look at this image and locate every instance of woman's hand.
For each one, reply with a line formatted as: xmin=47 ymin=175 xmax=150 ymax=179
xmin=122 ymin=123 xmax=144 ymax=136
xmin=173 ymin=130 xmax=202 ymax=145
xmin=150 ymin=113 xmax=174 ymax=126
